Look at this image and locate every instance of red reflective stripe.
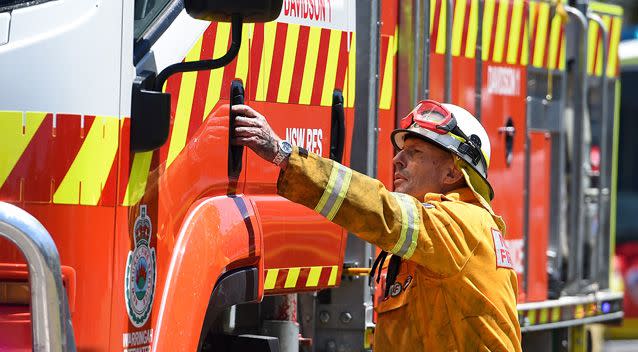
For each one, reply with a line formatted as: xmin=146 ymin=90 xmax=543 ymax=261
xmin=158 ymin=71 xmax=183 ymax=165
xmin=333 ymin=31 xmax=349 ymax=92
xmin=275 ymin=268 xmax=289 ymax=289
xmin=267 ymin=23 xmax=288 ymax=102
xmin=461 ymin=0 xmax=472 ymax=57
xmin=310 ymin=28 xmax=331 ymax=106
xmin=248 ymin=23 xmax=265 ymax=101
xmin=188 ymin=25 xmax=218 ymax=139
xmin=289 ymin=25 xmax=311 ymax=104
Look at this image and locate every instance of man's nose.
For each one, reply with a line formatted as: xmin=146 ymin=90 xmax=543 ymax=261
xmin=393 ymin=150 xmax=405 ymax=169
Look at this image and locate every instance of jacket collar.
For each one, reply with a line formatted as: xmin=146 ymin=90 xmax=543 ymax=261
xmin=423 ymin=187 xmax=477 ymax=204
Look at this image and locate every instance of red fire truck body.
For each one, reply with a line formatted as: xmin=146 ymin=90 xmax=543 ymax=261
xmin=0 ymin=0 xmax=625 ymax=351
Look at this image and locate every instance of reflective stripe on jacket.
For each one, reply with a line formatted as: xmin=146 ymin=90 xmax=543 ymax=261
xmin=277 ymin=148 xmax=522 ymax=352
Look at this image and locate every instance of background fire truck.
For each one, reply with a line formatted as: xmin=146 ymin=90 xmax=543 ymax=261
xmin=0 ymin=0 xmax=626 ymax=351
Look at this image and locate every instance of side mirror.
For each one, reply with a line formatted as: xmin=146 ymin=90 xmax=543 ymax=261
xmin=185 ymin=0 xmax=283 ymax=23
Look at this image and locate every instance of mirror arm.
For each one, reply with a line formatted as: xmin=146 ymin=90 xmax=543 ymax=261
xmin=153 ymin=14 xmax=243 ymax=91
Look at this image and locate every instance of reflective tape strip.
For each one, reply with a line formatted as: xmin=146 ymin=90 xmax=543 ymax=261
xmin=306 ymin=266 xmax=322 ymax=287
xmin=264 ymin=269 xmax=279 ymax=290
xmin=0 ymin=111 xmax=46 ymax=189
xmin=314 ymin=163 xmax=353 ymax=221
xmin=389 ymin=192 xmax=420 ymax=259
xmin=539 ymin=308 xmax=549 ymax=324
xmin=328 ymin=265 xmax=338 ymax=286
xmin=255 ymin=21 xmax=277 ymax=102
xmin=166 ymin=37 xmax=203 ymax=168
xmin=122 ymin=151 xmax=153 ymax=206
xmin=264 ymin=265 xmax=339 ymax=291
xmin=285 ymin=267 xmax=301 ymax=288
xmin=204 ymin=23 xmax=230 ymax=119
xmin=53 ymin=116 xmax=119 ymax=205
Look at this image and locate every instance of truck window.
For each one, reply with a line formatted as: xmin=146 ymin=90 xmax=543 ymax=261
xmin=0 ymin=0 xmax=52 ymax=12
xmin=134 ymin=0 xmax=173 ymax=39
xmin=617 ymin=68 xmax=638 ymax=244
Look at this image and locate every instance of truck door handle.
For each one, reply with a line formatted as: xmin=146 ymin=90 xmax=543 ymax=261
xmin=499 ymin=118 xmax=515 ymax=167
xmin=228 ymin=80 xmax=245 ymax=181
xmin=330 ymin=90 xmax=346 ymax=163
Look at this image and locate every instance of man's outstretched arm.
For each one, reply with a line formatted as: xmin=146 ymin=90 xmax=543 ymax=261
xmin=232 ymin=105 xmax=474 ymax=277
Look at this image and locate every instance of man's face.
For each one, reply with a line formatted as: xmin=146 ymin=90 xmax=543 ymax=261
xmin=393 ymin=137 xmax=455 ymax=199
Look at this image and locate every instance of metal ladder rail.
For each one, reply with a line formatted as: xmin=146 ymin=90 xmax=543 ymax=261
xmin=0 ymin=202 xmax=75 ymax=352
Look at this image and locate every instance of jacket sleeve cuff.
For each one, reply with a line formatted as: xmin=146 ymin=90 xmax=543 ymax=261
xmin=277 ymin=147 xmax=330 ymax=210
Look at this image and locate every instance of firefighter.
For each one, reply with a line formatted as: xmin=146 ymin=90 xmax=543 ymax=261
xmin=232 ymin=100 xmax=522 ymax=351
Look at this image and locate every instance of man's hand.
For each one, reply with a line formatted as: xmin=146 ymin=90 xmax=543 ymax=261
xmin=231 ymin=104 xmax=286 ymax=167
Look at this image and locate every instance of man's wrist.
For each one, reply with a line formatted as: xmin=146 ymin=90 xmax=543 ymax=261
xmin=272 ymin=140 xmax=293 ymax=167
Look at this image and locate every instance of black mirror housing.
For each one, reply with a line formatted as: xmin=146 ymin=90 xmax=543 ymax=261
xmin=185 ymin=0 xmax=283 ymax=23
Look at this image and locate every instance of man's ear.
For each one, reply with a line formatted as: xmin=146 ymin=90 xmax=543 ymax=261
xmin=442 ymin=159 xmax=464 ymax=186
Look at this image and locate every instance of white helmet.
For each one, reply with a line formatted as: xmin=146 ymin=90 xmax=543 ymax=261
xmin=391 ymin=100 xmax=493 ymax=200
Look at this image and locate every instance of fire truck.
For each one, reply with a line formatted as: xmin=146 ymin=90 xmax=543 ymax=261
xmin=0 ymin=0 xmax=625 ymax=351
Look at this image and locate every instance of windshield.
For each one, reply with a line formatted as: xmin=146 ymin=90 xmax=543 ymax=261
xmin=617 ymin=67 xmax=638 ymax=244
xmin=134 ymin=0 xmax=173 ymax=39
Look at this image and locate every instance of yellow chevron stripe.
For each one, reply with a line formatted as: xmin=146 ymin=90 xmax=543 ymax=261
xmin=345 ymin=32 xmax=356 ymax=108
xmin=299 ymin=26 xmax=322 ymax=105
xmin=506 ymin=0 xmax=524 ymax=64
xmin=122 ymin=151 xmax=153 ymax=206
xmin=547 ymin=14 xmax=562 ymax=70
xmin=608 ymin=16 xmax=622 ymax=77
xmin=435 ymin=0 xmax=449 ymax=54
xmin=527 ymin=310 xmax=537 ymax=325
xmin=53 ymin=116 xmax=119 ymax=205
xmin=590 ymin=1 xmax=623 ymax=16
xmin=379 ymin=32 xmax=396 ymax=110
xmin=492 ymin=0 xmax=509 ymax=63
xmin=465 ymin=0 xmax=479 ymax=59
xmin=575 ymin=304 xmax=585 ymax=319
xmin=597 ymin=15 xmax=613 ymax=76
xmin=166 ymin=37 xmax=203 ymax=169
xmin=277 ymin=24 xmax=300 ymax=103
xmin=284 ymin=267 xmax=301 ymax=288
xmin=255 ymin=21 xmax=277 ymax=101
xmin=559 ymin=34 xmax=566 ymax=70
xmin=533 ymin=2 xmax=550 ymax=67
xmin=328 ymin=265 xmax=338 ymax=286
xmin=551 ymin=307 xmax=561 ymax=321
xmin=204 ymin=23 xmax=230 ymax=120
xmin=306 ymin=266 xmax=323 ymax=287
xmin=264 ymin=269 xmax=279 ymax=290
xmin=320 ymin=30 xmax=343 ymax=106
xmin=234 ymin=23 xmax=254 ymax=88
xmin=0 ymin=111 xmax=46 ymax=190
xmin=481 ymin=0 xmax=496 ymax=61
xmin=451 ymin=0 xmax=467 ymax=57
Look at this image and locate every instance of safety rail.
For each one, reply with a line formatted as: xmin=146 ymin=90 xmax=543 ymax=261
xmin=0 ymin=202 xmax=75 ymax=352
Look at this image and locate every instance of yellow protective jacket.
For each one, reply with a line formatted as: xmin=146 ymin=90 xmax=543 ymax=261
xmin=277 ymin=148 xmax=522 ymax=352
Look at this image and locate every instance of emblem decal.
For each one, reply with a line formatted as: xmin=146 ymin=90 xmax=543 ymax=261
xmin=125 ymin=205 xmax=156 ymax=327
xmin=390 ymin=282 xmax=403 ymax=297
xmin=492 ymin=228 xmax=514 ymax=269
xmin=422 ymin=202 xmax=434 ymax=209
xmin=403 ymin=275 xmax=413 ymax=289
